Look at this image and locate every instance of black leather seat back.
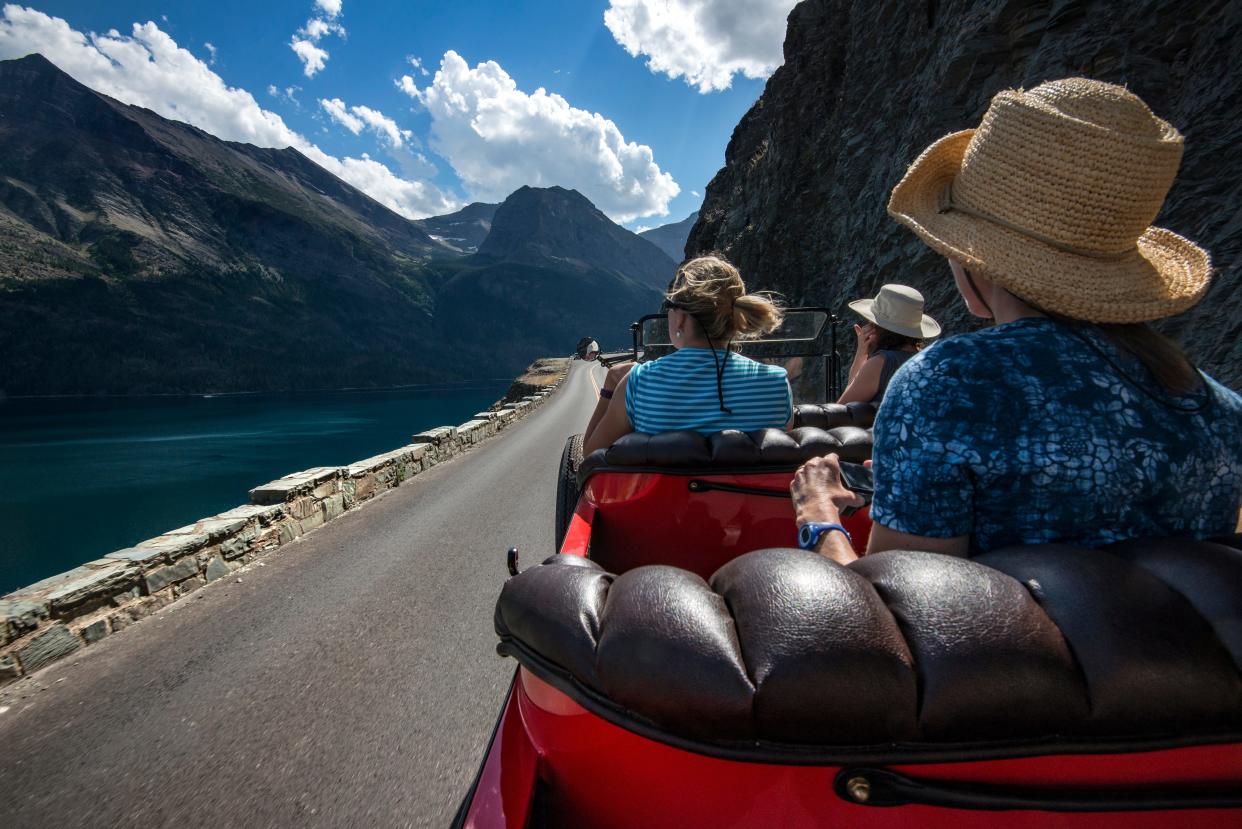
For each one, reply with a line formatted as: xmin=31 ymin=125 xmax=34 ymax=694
xmin=793 ymin=402 xmax=877 ymax=430
xmin=578 ymin=426 xmax=873 ymax=485
xmin=495 ymin=537 xmax=1242 ymax=761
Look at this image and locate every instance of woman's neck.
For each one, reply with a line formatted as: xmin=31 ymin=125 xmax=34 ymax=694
xmin=989 ymin=285 xmax=1046 ymax=324
xmin=675 ymin=334 xmax=714 ymax=350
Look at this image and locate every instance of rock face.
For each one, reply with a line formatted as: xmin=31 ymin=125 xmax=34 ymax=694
xmin=639 ymin=211 xmax=700 ymax=263
xmin=415 ymin=202 xmax=498 ymax=254
xmin=499 ymin=357 xmax=571 ymax=403
xmin=688 ymin=0 xmax=1242 ymax=390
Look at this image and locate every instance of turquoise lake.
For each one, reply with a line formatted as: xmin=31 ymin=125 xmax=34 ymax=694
xmin=0 ymin=382 xmax=510 ymax=594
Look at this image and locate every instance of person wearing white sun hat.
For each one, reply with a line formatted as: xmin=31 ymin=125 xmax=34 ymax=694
xmin=837 ymin=284 xmax=941 ymax=405
xmin=792 ymin=77 xmax=1242 ymax=566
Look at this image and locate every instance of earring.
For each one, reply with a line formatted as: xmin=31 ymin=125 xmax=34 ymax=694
xmin=675 ymin=330 xmax=682 ymax=339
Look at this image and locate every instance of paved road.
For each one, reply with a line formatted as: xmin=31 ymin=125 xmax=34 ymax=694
xmin=0 ymin=360 xmax=604 ymax=828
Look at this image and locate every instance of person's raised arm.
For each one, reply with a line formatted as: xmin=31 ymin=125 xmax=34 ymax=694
xmin=583 ymin=373 xmax=634 ymax=456
xmin=584 ymin=362 xmax=631 ymax=443
xmin=846 ymin=324 xmax=876 ymax=380
xmin=836 ymin=355 xmax=883 ymax=405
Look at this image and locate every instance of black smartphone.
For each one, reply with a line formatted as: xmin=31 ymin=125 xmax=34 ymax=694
xmin=838 ymin=461 xmax=873 ymax=517
xmin=838 ymin=461 xmax=873 ymax=494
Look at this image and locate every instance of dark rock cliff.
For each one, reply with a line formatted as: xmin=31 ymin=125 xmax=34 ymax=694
xmin=689 ymin=0 xmax=1241 ymax=390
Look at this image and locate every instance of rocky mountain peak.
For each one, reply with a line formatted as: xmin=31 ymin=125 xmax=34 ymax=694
xmin=478 ymin=185 xmax=675 ymax=289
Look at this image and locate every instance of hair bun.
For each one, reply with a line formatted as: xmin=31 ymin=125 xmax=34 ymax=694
xmin=668 ymin=255 xmax=783 ymax=340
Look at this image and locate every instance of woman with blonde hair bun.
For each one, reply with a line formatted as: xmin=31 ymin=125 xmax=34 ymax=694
xmin=583 ymin=255 xmax=793 ymax=455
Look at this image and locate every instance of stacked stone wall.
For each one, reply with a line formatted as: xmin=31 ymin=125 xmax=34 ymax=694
xmin=0 ymin=373 xmax=566 ymax=687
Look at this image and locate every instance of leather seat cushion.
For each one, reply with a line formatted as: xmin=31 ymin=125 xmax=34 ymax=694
xmin=495 ymin=538 xmax=1242 ymax=755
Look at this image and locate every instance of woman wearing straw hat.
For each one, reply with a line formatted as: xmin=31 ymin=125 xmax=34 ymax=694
xmin=792 ymin=77 xmax=1242 ymax=565
xmin=838 ymin=284 xmax=940 ymax=405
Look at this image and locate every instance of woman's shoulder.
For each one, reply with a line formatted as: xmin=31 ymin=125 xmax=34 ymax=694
xmin=885 ymin=326 xmax=1028 ymax=405
xmin=906 ymin=319 xmax=1055 ymax=375
xmin=632 ymin=348 xmax=695 ymax=374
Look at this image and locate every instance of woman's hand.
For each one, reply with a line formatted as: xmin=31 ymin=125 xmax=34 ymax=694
xmin=853 ymin=323 xmax=877 ymax=356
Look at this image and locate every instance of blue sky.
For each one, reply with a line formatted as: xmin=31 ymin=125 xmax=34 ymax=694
xmin=0 ymin=1 xmax=800 ymax=229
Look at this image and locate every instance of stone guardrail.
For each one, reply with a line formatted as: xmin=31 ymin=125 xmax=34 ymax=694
xmin=0 ymin=377 xmax=566 ymax=688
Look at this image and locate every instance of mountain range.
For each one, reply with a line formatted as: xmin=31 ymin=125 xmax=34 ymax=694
xmin=0 ymin=53 xmax=683 ymax=395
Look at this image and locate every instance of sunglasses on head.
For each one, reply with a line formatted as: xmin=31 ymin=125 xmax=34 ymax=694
xmin=660 ymin=299 xmax=685 ymax=312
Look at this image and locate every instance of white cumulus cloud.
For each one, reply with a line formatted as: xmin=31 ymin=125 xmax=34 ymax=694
xmin=314 ymin=0 xmax=342 ymax=17
xmin=604 ymin=0 xmax=797 ymax=93
xmin=349 ymin=104 xmax=411 ymax=148
xmin=396 ymin=73 xmax=419 ymax=98
xmin=398 ymin=50 xmax=679 ymax=223
xmin=289 ymin=3 xmax=345 ymax=78
xmin=320 ymin=96 xmax=363 ymax=133
xmin=407 ymin=55 xmax=429 ymax=77
xmin=290 ymin=37 xmax=328 ymax=77
xmin=320 ymin=97 xmax=410 ymax=148
xmin=0 ymin=5 xmax=457 ymax=218
xmin=269 ymin=84 xmax=301 ymax=106
xmin=302 ymin=18 xmax=345 ymax=41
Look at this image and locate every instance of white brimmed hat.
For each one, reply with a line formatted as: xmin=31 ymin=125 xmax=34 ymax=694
xmin=848 ymin=284 xmax=941 ymax=339
xmin=887 ymin=78 xmax=1211 ymax=323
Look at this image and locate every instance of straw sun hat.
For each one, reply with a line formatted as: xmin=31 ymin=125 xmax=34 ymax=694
xmin=887 ymin=77 xmax=1211 ymax=323
xmin=848 ymin=284 xmax=941 ymax=339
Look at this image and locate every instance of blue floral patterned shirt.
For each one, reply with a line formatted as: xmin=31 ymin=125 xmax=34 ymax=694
xmin=871 ymin=318 xmax=1242 ymax=555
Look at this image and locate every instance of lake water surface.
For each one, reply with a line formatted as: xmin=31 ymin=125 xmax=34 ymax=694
xmin=0 ymin=382 xmax=510 ymax=594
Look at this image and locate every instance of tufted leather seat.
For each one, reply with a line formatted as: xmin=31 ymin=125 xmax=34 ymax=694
xmin=793 ymin=401 xmax=877 ymax=430
xmin=578 ymin=426 xmax=874 ymax=485
xmin=495 ymin=535 xmax=1242 ymax=762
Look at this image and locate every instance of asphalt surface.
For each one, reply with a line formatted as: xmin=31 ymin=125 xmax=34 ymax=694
xmin=0 ymin=360 xmax=604 ymax=828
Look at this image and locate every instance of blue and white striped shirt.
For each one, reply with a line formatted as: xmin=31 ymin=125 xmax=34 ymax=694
xmin=625 ymin=347 xmax=793 ymax=435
